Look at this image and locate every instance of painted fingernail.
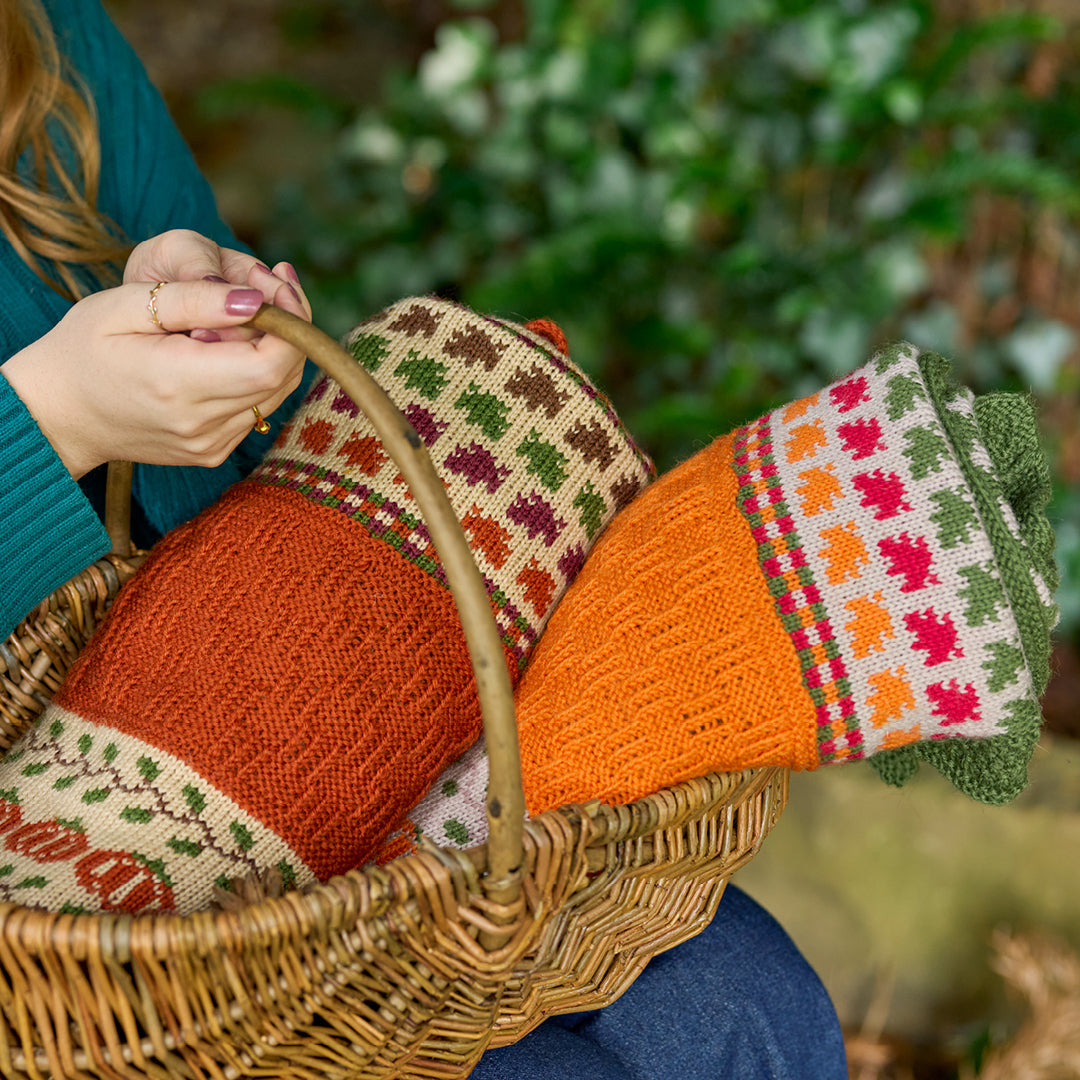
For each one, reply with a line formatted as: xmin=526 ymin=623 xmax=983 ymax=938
xmin=283 ymin=262 xmax=301 ymax=285
xmin=255 ymin=262 xmax=272 ymax=274
xmin=203 ymin=274 xmax=228 ymax=284
xmin=225 ymin=288 xmax=263 ymax=316
xmin=286 ymin=283 xmax=303 ymax=307
xmin=190 ymin=328 xmax=222 ymax=343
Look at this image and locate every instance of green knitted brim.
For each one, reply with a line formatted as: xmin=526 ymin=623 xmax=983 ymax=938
xmin=870 ymin=350 xmax=1058 ymax=805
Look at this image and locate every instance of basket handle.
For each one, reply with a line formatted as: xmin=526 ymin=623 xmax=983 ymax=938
xmin=106 ymin=306 xmax=524 ymax=910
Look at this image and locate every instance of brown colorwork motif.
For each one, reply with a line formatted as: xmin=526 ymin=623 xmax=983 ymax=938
xmin=505 ymin=364 xmax=572 ymax=419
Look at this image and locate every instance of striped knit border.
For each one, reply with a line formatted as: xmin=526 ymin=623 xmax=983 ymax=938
xmin=732 ymin=416 xmax=863 ymax=763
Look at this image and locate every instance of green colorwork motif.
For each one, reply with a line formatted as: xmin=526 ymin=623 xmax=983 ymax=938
xmin=120 ymin=807 xmax=153 ymax=824
xmin=183 ymin=786 xmax=206 ymax=812
xmin=957 ymin=562 xmax=1006 ymax=626
xmin=885 ymin=373 xmax=927 ymax=421
xmin=873 ymin=344 xmax=908 ymax=375
xmin=394 ymin=348 xmax=449 ymax=400
xmin=902 ymin=424 xmax=949 ymax=480
xmin=574 ymin=482 xmax=607 ymax=540
xmin=348 ymin=332 xmax=390 ymax=372
xmin=82 ymin=789 xmax=110 ymax=804
xmin=454 ymin=383 xmax=511 ymax=440
xmin=982 ymin=640 xmax=1026 ymax=693
xmin=132 ymin=853 xmax=173 ymax=885
xmin=167 ymin=837 xmax=203 ymax=857
xmin=928 ymin=488 xmax=980 ymax=549
xmin=21 ymin=763 xmax=49 ymax=776
xmin=137 ymin=757 xmax=161 ymax=782
xmin=230 ymin=822 xmax=255 ymax=851
xmin=441 ymin=779 xmax=459 ymax=797
xmin=516 ymin=429 xmax=569 ymax=491
xmin=443 ymin=819 xmax=470 ymax=846
xmin=78 ymin=733 xmax=92 ymax=754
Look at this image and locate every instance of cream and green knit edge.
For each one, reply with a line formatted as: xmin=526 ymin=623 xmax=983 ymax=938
xmin=869 ymin=346 xmax=1058 ymax=804
xmin=0 ymin=707 xmax=315 ymax=915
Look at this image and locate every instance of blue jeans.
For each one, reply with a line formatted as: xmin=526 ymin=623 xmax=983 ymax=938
xmin=470 ymin=884 xmax=847 ymax=1079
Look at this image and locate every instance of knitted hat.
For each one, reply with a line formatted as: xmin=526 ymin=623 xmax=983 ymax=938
xmin=512 ymin=343 xmax=1058 ymax=815
xmin=0 ymin=297 xmax=652 ymax=915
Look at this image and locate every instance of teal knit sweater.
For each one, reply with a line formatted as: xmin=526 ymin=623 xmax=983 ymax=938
xmin=0 ymin=0 xmax=300 ymax=636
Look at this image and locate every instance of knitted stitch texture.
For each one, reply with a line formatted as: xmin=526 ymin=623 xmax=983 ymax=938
xmin=514 ymin=343 xmax=1057 ymax=814
xmin=0 ymin=297 xmax=652 ymax=915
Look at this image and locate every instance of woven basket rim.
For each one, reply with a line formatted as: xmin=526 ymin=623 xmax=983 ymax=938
xmin=0 ymin=768 xmax=776 ymax=946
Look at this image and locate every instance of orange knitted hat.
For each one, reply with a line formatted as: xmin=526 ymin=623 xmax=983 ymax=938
xmin=0 ymin=298 xmax=652 ymax=915
xmin=514 ymin=344 xmax=1057 ymax=814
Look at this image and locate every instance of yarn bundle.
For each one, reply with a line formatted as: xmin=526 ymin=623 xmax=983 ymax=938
xmin=511 ymin=343 xmax=1057 ymax=815
xmin=0 ymin=297 xmax=652 ymax=915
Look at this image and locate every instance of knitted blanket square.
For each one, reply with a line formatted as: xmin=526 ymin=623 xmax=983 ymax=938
xmin=511 ymin=344 xmax=1058 ymax=815
xmin=0 ymin=297 xmax=653 ymax=915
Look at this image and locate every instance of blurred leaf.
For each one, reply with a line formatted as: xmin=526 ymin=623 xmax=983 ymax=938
xmin=1003 ymin=320 xmax=1076 ymax=393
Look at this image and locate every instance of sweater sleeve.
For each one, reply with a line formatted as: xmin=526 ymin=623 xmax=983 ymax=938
xmin=51 ymin=0 xmax=239 ymax=251
xmin=0 ymin=378 xmax=112 ymax=638
xmin=0 ymin=0 xmax=240 ymax=638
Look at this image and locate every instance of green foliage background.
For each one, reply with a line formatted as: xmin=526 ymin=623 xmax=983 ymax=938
xmin=195 ymin=0 xmax=1080 ymax=636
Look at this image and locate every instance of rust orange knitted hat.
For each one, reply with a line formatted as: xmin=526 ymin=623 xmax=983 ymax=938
xmin=514 ymin=344 xmax=1058 ymax=815
xmin=0 ymin=297 xmax=652 ymax=915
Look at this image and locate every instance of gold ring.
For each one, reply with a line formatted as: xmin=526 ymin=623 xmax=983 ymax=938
xmin=252 ymin=406 xmax=271 ymax=434
xmin=147 ymin=281 xmax=166 ymax=329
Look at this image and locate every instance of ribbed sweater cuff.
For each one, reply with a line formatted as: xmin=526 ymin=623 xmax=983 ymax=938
xmin=0 ymin=381 xmax=110 ymax=636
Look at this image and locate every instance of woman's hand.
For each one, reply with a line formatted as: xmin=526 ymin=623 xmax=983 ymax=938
xmin=1 ymin=277 xmax=308 ymax=479
xmin=123 ymin=229 xmax=311 ymax=338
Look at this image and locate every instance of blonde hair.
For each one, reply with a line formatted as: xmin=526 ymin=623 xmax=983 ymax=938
xmin=0 ymin=0 xmax=128 ymax=299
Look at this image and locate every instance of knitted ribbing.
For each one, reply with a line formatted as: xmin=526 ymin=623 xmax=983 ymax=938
xmin=0 ymin=297 xmax=653 ymax=913
xmin=513 ymin=343 xmax=1057 ymax=813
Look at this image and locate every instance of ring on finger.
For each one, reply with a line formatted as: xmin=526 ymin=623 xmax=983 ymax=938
xmin=251 ymin=405 xmax=271 ymax=434
xmin=147 ymin=281 xmax=166 ymax=329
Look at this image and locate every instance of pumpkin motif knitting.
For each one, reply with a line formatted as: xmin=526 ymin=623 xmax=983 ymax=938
xmin=0 ymin=297 xmax=652 ymax=915
xmin=513 ymin=344 xmax=1058 ymax=814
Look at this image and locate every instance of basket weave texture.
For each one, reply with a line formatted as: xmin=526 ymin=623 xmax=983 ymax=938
xmin=0 ymin=308 xmax=787 ymax=1080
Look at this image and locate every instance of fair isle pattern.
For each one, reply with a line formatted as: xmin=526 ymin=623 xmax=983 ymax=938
xmin=731 ymin=417 xmax=858 ymax=763
xmin=250 ymin=297 xmax=655 ymax=669
xmin=0 ymin=708 xmax=314 ymax=915
xmin=409 ymin=741 xmax=491 ymax=851
xmin=738 ymin=343 xmax=1038 ymax=760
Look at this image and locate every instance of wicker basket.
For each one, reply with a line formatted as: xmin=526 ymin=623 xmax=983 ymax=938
xmin=0 ymin=307 xmax=788 ymax=1080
